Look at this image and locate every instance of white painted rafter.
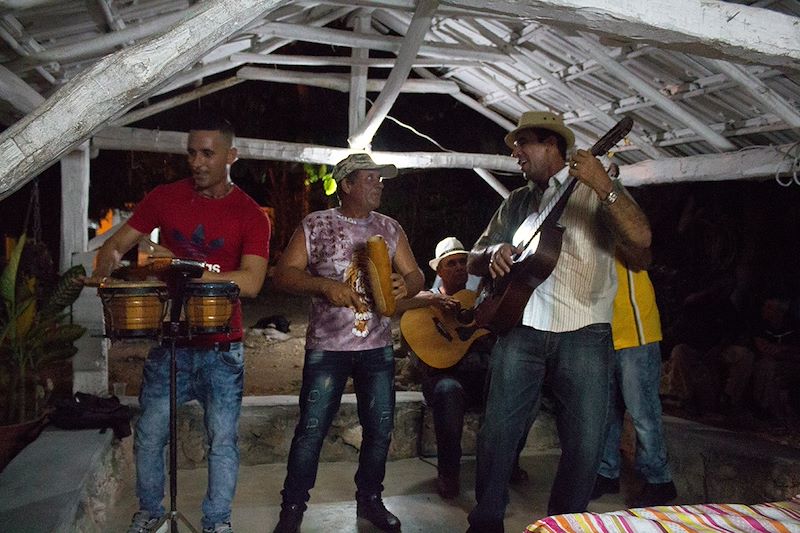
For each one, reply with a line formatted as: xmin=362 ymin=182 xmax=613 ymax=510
xmin=349 ymin=0 xmax=439 ymax=149
xmin=90 ymin=126 xmax=798 ymax=185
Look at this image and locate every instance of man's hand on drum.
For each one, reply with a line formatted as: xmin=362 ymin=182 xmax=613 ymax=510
xmin=487 ymin=243 xmax=521 ymax=279
xmin=84 ymin=249 xmax=125 ymax=287
xmin=322 ymin=278 xmax=366 ymax=312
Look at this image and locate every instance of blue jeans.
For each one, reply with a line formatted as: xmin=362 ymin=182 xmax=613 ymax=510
xmin=281 ymin=346 xmax=395 ymax=506
xmin=468 ymin=324 xmax=612 ymax=531
xmin=135 ymin=343 xmax=244 ymax=529
xmin=599 ymin=343 xmax=672 ymax=483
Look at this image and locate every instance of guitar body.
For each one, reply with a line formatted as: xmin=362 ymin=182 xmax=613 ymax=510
xmin=400 ymin=289 xmax=490 ymax=369
xmin=475 ymin=223 xmax=564 ymax=333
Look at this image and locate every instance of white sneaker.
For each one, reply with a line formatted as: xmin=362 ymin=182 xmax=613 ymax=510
xmin=126 ymin=511 xmax=163 ymax=533
xmin=203 ymin=523 xmax=233 ymax=533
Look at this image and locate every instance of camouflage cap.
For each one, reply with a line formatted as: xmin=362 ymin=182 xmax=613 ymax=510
xmin=332 ymin=153 xmax=398 ymax=183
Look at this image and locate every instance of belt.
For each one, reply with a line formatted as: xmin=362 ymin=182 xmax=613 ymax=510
xmin=162 ymin=340 xmax=240 ymax=351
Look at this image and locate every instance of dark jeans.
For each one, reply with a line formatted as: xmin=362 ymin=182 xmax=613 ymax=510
xmin=281 ymin=346 xmax=395 ymax=505
xmin=421 ymin=351 xmax=488 ymax=478
xmin=468 ymin=324 xmax=612 ymax=532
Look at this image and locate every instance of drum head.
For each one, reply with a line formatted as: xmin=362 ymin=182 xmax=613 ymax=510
xmin=185 ymin=281 xmax=240 ymax=297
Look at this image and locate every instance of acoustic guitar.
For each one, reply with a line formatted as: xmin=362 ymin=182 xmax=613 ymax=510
xmin=400 ymin=289 xmax=490 ymax=369
xmin=474 ymin=117 xmax=634 ymax=334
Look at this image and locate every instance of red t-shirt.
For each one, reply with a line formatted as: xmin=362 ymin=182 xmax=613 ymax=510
xmin=128 ymin=178 xmax=271 ymax=343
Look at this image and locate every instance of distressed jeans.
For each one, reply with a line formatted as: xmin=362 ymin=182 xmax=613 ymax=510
xmin=135 ymin=343 xmax=244 ymax=530
xmin=468 ymin=324 xmax=612 ymax=532
xmin=599 ymin=342 xmax=672 ymax=483
xmin=281 ymin=346 xmax=395 ymax=506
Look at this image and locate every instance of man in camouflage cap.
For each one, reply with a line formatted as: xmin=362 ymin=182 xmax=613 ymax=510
xmin=332 ymin=152 xmax=398 ymax=183
xmin=271 ymin=152 xmax=422 ymax=533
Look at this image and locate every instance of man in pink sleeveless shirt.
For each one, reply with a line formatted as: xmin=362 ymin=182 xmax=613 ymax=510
xmin=271 ymin=153 xmax=424 ymax=533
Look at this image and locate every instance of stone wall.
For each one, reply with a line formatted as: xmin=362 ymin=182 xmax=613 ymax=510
xmin=155 ymin=392 xmax=560 ymax=469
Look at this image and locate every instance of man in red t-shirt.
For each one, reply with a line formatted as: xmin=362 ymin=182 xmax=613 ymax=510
xmin=91 ymin=116 xmax=270 ymax=533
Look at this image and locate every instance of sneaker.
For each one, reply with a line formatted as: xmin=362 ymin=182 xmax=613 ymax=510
xmin=629 ymin=481 xmax=677 ymax=507
xmin=126 ymin=511 xmax=161 ymax=533
xmin=203 ymin=523 xmax=233 ymax=533
xmin=273 ymin=503 xmax=305 ymax=533
xmin=590 ymin=474 xmax=620 ymax=500
xmin=356 ymin=494 xmax=401 ymax=531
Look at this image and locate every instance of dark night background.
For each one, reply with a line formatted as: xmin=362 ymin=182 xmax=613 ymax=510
xmin=2 ymin=54 xmax=800 ymax=348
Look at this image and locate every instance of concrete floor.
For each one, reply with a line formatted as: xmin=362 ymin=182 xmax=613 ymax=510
xmin=106 ymin=451 xmax=628 ymax=532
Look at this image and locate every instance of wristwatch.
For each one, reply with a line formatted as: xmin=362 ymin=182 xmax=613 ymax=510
xmin=600 ymin=189 xmax=618 ymax=206
xmin=600 ymin=180 xmax=621 ymax=207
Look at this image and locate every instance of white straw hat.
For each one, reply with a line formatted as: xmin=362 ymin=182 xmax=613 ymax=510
xmin=428 ymin=237 xmax=468 ymax=271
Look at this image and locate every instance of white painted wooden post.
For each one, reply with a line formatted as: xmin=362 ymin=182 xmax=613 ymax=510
xmin=59 ymin=142 xmax=106 ymax=394
xmin=71 ymin=249 xmax=109 ymax=396
xmin=348 ymin=10 xmax=371 ymax=139
xmin=59 ymin=143 xmax=89 ymax=272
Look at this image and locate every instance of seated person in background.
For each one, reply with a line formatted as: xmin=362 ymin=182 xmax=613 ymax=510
xmin=752 ymin=294 xmax=800 ymax=422
xmin=397 ymin=237 xmax=529 ymax=499
xmin=662 ymin=284 xmax=754 ymax=416
xmin=592 ymin=254 xmax=676 ymax=508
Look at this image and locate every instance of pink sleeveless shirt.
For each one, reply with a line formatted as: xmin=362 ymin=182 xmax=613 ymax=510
xmin=302 ymin=208 xmax=403 ymax=351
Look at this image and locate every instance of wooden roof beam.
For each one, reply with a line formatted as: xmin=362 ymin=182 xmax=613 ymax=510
xmin=11 ymin=10 xmax=186 ymax=65
xmin=441 ymin=0 xmax=800 ymax=69
xmin=249 ymin=21 xmax=510 ymax=63
xmin=712 ymin=59 xmax=800 ymax=128
xmin=154 ymin=5 xmax=354 ymax=96
xmin=90 ymin=126 xmax=797 ymax=185
xmin=0 ymin=63 xmax=44 ymax=116
xmin=575 ymin=34 xmax=737 ymax=151
xmin=230 ymin=52 xmax=485 ymax=68
xmin=236 ymin=66 xmax=459 ymax=94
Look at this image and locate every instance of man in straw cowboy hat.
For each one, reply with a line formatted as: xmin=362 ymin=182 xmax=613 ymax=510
xmin=271 ymin=153 xmax=423 ymax=533
xmin=466 ymin=111 xmax=652 ymax=532
xmin=396 ymin=237 xmax=531 ymax=500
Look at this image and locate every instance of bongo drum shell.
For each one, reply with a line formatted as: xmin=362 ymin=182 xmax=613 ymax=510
xmin=184 ymin=281 xmax=240 ymax=334
xmin=98 ymin=281 xmax=168 ymax=338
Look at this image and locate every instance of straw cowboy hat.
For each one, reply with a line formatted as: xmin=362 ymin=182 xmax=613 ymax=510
xmin=504 ymin=111 xmax=575 ymax=151
xmin=428 ymin=237 xmax=468 ymax=271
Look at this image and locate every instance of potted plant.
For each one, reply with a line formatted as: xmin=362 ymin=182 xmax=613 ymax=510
xmin=0 ymin=234 xmax=86 ymax=469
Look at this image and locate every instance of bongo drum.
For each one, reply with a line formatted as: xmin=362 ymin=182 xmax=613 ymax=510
xmin=183 ymin=281 xmax=240 ymax=334
xmin=98 ymin=281 xmax=168 ymax=338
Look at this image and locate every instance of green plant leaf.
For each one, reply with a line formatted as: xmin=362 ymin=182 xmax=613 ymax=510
xmin=41 ymin=264 xmax=85 ymax=318
xmin=41 ymin=323 xmax=86 ymax=348
xmin=323 ymin=177 xmax=337 ymax=196
xmin=36 ymin=345 xmax=79 ymax=368
xmin=0 ymin=233 xmax=26 ymax=307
